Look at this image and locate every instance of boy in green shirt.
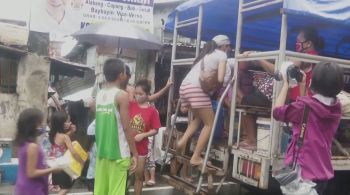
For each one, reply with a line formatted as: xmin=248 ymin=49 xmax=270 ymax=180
xmin=94 ymin=58 xmax=138 ymax=195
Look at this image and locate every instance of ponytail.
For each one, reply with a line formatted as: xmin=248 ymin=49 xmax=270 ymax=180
xmin=193 ymin=41 xmax=217 ymax=65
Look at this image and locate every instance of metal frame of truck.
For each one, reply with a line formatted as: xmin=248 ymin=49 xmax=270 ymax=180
xmin=230 ymin=0 xmax=350 ymax=190
xmin=163 ymin=0 xmax=350 ymax=193
xmin=163 ymin=4 xmax=236 ymax=194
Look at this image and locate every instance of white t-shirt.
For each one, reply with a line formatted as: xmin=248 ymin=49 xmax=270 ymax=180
xmin=182 ymin=49 xmax=228 ymax=87
xmin=224 ymin=58 xmax=235 ymax=86
xmin=87 ymin=119 xmax=96 ymax=136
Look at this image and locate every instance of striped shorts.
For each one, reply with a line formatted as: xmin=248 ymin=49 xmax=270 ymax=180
xmin=179 ymin=83 xmax=212 ymax=109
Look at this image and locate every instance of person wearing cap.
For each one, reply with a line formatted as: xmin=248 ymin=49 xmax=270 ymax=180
xmin=177 ymin=35 xmax=231 ymax=166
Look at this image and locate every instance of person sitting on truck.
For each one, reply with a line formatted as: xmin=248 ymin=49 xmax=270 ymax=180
xmin=239 ymin=27 xmax=324 ymax=149
xmin=252 ymin=26 xmax=324 ymax=101
xmin=231 ymin=61 xmax=271 ymax=149
xmin=273 ymin=61 xmax=343 ymax=195
xmin=177 ymin=35 xmax=231 ymax=166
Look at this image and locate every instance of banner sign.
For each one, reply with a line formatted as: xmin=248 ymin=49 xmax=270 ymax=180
xmin=29 ymin=0 xmax=154 ymax=41
xmin=82 ymin=0 xmax=154 ymax=32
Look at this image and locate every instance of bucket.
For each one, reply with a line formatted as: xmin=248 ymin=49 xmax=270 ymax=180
xmin=0 ymin=138 xmax=12 ymax=163
xmin=0 ymin=158 xmax=18 ymax=184
xmin=257 ymin=118 xmax=271 ymax=154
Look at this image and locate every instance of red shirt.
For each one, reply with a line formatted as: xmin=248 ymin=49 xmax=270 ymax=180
xmin=289 ymin=50 xmax=318 ymax=101
xmin=129 ymin=101 xmax=161 ymax=156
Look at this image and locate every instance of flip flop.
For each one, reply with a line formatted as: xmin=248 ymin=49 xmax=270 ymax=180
xmin=146 ymin=180 xmax=156 ymax=186
xmin=190 ymin=159 xmax=212 ymax=167
xmin=190 ymin=159 xmax=203 ymax=166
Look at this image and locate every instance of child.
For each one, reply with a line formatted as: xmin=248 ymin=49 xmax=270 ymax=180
xmin=49 ymin=111 xmax=84 ymax=195
xmin=125 ymin=64 xmax=173 ymax=102
xmin=130 ymin=79 xmax=161 ymax=195
xmin=94 ymin=58 xmax=138 ymax=195
xmin=273 ymin=61 xmax=343 ymax=195
xmin=14 ymin=108 xmax=61 ymax=195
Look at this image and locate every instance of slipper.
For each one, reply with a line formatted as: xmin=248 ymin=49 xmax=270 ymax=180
xmin=146 ymin=180 xmax=156 ymax=186
xmin=190 ymin=159 xmax=203 ymax=166
xmin=184 ymin=177 xmax=194 ymax=183
xmin=190 ymin=159 xmax=212 ymax=167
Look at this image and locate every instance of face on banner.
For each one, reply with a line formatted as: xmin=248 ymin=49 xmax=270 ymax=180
xmin=30 ymin=0 xmax=82 ymax=42
xmin=81 ymin=0 xmax=154 ymax=33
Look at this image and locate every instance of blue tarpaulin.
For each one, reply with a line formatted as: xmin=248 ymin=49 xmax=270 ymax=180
xmin=165 ymin=0 xmax=350 ymax=60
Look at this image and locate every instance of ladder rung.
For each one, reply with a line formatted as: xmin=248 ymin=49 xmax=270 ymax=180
xmin=174 ymin=155 xmax=224 ymax=175
xmin=172 ymin=58 xmax=195 ymax=66
xmin=241 ymin=0 xmax=282 ymax=12
xmin=177 ymin=17 xmax=199 ymax=26
xmin=161 ymin=175 xmax=208 ymax=195
xmin=242 ymin=0 xmax=273 ymax=8
xmin=176 ymin=21 xmax=198 ymax=29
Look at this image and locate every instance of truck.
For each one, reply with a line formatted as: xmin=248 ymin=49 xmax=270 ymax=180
xmin=161 ymin=0 xmax=350 ymax=194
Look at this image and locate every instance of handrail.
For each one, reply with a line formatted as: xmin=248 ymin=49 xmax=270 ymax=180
xmin=172 ymin=58 xmax=196 ymax=66
xmin=196 ymin=76 xmax=235 ymax=193
xmin=236 ymin=50 xmax=280 ymax=61
xmin=285 ymin=51 xmax=350 ymax=66
xmin=161 ymin=99 xmax=181 ymax=174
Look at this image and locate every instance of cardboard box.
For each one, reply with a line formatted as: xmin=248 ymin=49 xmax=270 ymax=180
xmin=256 ymin=118 xmax=271 ymax=155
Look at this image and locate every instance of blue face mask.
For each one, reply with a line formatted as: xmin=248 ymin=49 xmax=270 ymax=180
xmin=36 ymin=127 xmax=47 ymax=135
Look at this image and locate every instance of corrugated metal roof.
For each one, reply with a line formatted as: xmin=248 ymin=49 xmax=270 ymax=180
xmin=55 ymin=70 xmax=95 ymax=98
xmin=50 ymin=57 xmax=92 ymax=78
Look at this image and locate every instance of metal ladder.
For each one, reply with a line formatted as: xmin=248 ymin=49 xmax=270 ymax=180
xmin=160 ymin=4 xmax=234 ymax=194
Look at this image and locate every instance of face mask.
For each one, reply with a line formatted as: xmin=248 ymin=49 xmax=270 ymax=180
xmin=64 ymin=122 xmax=72 ymax=131
xmin=135 ymin=95 xmax=147 ymax=103
xmin=295 ymin=42 xmax=303 ymax=52
xmin=36 ymin=127 xmax=46 ymax=136
xmin=295 ymin=41 xmax=308 ymax=53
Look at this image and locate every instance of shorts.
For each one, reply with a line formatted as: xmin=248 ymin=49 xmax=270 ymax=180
xmin=179 ymin=83 xmax=212 ymax=109
xmin=136 ymin=140 xmax=148 ymax=156
xmin=52 ymin=172 xmax=74 ymax=189
xmin=94 ymin=157 xmax=130 ymax=195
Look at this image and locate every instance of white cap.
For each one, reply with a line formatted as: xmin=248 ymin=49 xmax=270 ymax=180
xmin=212 ymin=35 xmax=231 ymax=46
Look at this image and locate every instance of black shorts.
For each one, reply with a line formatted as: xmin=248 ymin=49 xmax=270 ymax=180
xmin=52 ymin=172 xmax=74 ymax=189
